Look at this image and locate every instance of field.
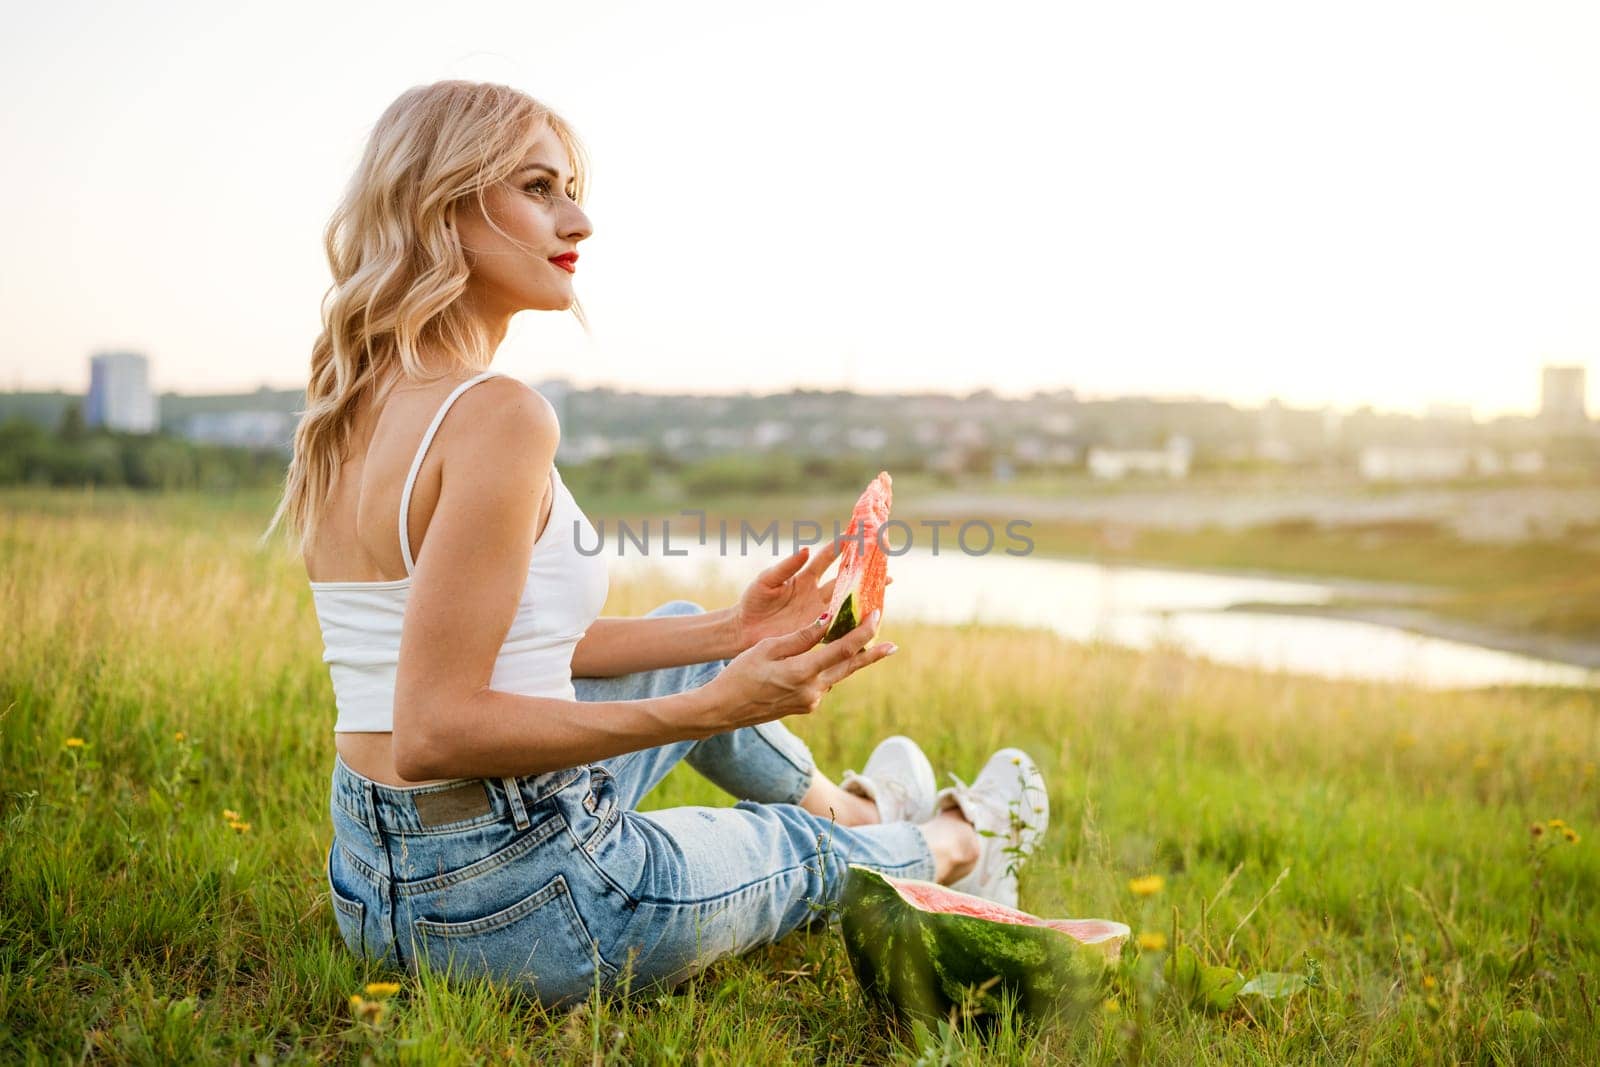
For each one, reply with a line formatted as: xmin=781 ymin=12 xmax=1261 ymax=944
xmin=2 ymin=488 xmax=1597 ymax=1064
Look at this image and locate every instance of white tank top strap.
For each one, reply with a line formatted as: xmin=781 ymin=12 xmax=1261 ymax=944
xmin=398 ymin=370 xmax=506 ymax=575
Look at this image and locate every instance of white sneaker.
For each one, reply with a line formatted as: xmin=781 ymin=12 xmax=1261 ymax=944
xmin=935 ymin=747 xmax=1049 ymax=910
xmin=840 ymin=735 xmax=937 ymax=824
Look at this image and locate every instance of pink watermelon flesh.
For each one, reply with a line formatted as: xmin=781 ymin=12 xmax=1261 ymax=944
xmin=824 ymin=471 xmax=893 ymax=643
xmin=889 ymin=875 xmax=1130 ymax=960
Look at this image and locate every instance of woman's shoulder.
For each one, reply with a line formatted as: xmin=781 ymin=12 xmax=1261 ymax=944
xmin=439 ymin=374 xmax=561 ymax=458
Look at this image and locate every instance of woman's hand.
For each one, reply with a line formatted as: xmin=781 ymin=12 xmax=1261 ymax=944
xmin=730 ymin=539 xmax=893 ymax=651
xmin=701 ymin=610 xmax=896 ymax=732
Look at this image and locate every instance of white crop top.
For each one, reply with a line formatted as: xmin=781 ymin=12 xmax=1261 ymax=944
xmin=310 ymin=370 xmax=610 ymax=732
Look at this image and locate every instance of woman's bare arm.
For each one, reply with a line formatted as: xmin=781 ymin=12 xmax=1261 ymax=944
xmin=391 ymin=379 xmax=725 ymax=780
xmin=568 ymin=609 xmax=747 ymax=679
xmin=398 ymin=681 xmax=724 ymax=781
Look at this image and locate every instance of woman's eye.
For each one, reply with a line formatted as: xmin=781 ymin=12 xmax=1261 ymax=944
xmin=524 ymin=179 xmax=577 ymax=202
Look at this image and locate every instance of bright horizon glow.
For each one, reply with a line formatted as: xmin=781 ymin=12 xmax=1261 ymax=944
xmin=2 ymin=0 xmax=1596 ymax=418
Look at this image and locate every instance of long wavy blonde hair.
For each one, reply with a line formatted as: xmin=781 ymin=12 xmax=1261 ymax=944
xmin=259 ymin=80 xmax=590 ymax=559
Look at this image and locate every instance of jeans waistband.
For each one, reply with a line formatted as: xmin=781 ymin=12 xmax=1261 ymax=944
xmin=331 ymin=752 xmax=586 ymax=835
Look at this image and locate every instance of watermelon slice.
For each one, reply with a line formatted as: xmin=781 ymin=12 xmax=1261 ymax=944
xmin=839 ymin=865 xmax=1129 ymax=1022
xmin=823 ymin=471 xmax=892 ymax=643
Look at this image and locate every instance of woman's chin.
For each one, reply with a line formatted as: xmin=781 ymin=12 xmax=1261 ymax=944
xmin=523 ymin=290 xmax=575 ymax=313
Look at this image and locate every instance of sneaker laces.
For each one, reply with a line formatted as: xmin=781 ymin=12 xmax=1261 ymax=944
xmin=843 ymin=769 xmax=914 ymax=820
xmin=939 ymin=773 xmax=996 ymax=831
xmin=941 ymin=771 xmax=1032 ymax=846
xmin=879 ymin=777 xmax=913 ymax=811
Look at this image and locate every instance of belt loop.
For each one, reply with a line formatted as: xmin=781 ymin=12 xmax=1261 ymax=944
xmin=363 ymin=783 xmax=383 ymax=848
xmin=502 ymin=777 xmax=530 ymax=829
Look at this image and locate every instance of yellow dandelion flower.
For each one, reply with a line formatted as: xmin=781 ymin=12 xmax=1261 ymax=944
xmin=228 ymin=820 xmax=251 ymax=833
xmin=173 ymin=731 xmax=187 ymax=742
xmin=1421 ymin=974 xmax=1437 ymax=990
xmin=1128 ymin=874 xmax=1165 ymax=897
xmin=1565 ymin=829 xmax=1580 ymax=844
xmin=64 ymin=737 xmax=85 ymax=749
xmin=1102 ymin=997 xmax=1120 ymax=1014
xmin=222 ymin=809 xmax=242 ymax=821
xmin=1547 ymin=819 xmax=1566 ymax=830
xmin=349 ymin=996 xmax=386 ymax=1024
xmin=364 ymin=981 xmax=401 ymax=998
xmin=1137 ymin=931 xmax=1167 ymax=952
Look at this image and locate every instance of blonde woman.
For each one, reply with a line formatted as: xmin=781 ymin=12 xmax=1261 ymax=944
xmin=263 ymin=81 xmax=1048 ymax=1008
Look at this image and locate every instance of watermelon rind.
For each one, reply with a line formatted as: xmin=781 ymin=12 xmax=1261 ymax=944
xmin=838 ymin=865 xmax=1125 ymax=1023
xmin=823 ymin=591 xmax=863 ymax=643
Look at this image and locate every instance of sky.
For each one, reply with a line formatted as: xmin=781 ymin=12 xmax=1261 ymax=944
xmin=2 ymin=0 xmax=1597 ymax=417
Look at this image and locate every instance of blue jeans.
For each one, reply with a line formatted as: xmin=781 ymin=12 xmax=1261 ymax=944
xmin=325 ymin=600 xmax=935 ymax=1007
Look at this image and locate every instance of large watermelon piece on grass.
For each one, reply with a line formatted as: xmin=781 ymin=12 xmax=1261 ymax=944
xmin=839 ymin=864 xmax=1129 ymax=1022
xmin=824 ymin=471 xmax=892 ymax=643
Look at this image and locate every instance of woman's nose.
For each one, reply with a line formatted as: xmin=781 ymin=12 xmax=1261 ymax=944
xmin=562 ymin=202 xmax=593 ymax=243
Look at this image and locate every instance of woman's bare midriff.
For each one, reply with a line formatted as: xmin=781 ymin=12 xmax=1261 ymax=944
xmin=337 ymin=732 xmax=456 ymax=787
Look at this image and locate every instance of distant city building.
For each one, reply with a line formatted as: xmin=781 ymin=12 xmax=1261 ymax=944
xmin=182 ymin=410 xmax=295 ymax=450
xmin=1539 ymin=365 xmax=1587 ymax=425
xmin=1257 ymin=397 xmax=1292 ymax=463
xmin=1357 ymin=445 xmax=1553 ymax=483
xmin=752 ymin=420 xmax=792 ymax=449
xmin=1087 ymin=436 xmax=1192 ymax=480
xmin=557 ymin=434 xmax=614 ymax=463
xmin=1425 ymin=403 xmax=1474 ymax=423
xmin=1320 ymin=406 xmax=1343 ymax=445
xmin=85 ymin=351 xmax=157 ymax=433
xmin=1356 ymin=445 xmax=1501 ymax=481
xmin=950 ymin=419 xmax=987 ymax=447
xmin=845 ymin=426 xmax=889 ymax=451
xmin=1508 ymin=449 xmax=1548 ymax=475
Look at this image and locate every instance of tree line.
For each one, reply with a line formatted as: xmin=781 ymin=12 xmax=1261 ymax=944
xmin=0 ymin=406 xmax=286 ymax=491
xmin=0 ymin=405 xmax=890 ymax=496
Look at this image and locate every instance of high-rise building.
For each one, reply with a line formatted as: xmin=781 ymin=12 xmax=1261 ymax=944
xmin=85 ymin=351 xmax=158 ymax=433
xmin=1539 ymin=364 xmax=1587 ymax=426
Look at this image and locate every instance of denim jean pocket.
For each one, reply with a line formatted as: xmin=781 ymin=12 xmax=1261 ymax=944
xmin=326 ymin=841 xmax=367 ymax=957
xmin=409 ymin=873 xmax=616 ymax=1006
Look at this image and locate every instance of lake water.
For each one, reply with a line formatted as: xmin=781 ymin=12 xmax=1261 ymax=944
xmin=605 ymin=539 xmax=1598 ymax=690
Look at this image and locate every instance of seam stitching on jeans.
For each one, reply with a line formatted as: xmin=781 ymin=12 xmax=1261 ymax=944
xmin=630 ymin=857 xmax=822 ymax=908
xmin=392 ymin=814 xmax=563 ymax=897
xmin=558 ymin=805 xmax=640 ymax=907
xmin=751 ymin=721 xmax=815 ymax=783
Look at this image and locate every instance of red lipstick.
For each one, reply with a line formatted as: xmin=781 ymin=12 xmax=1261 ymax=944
xmin=548 ymin=252 xmax=578 ymax=273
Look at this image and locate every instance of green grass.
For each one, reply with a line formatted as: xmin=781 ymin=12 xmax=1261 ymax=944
xmin=2 ymin=489 xmax=1598 ymax=1064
